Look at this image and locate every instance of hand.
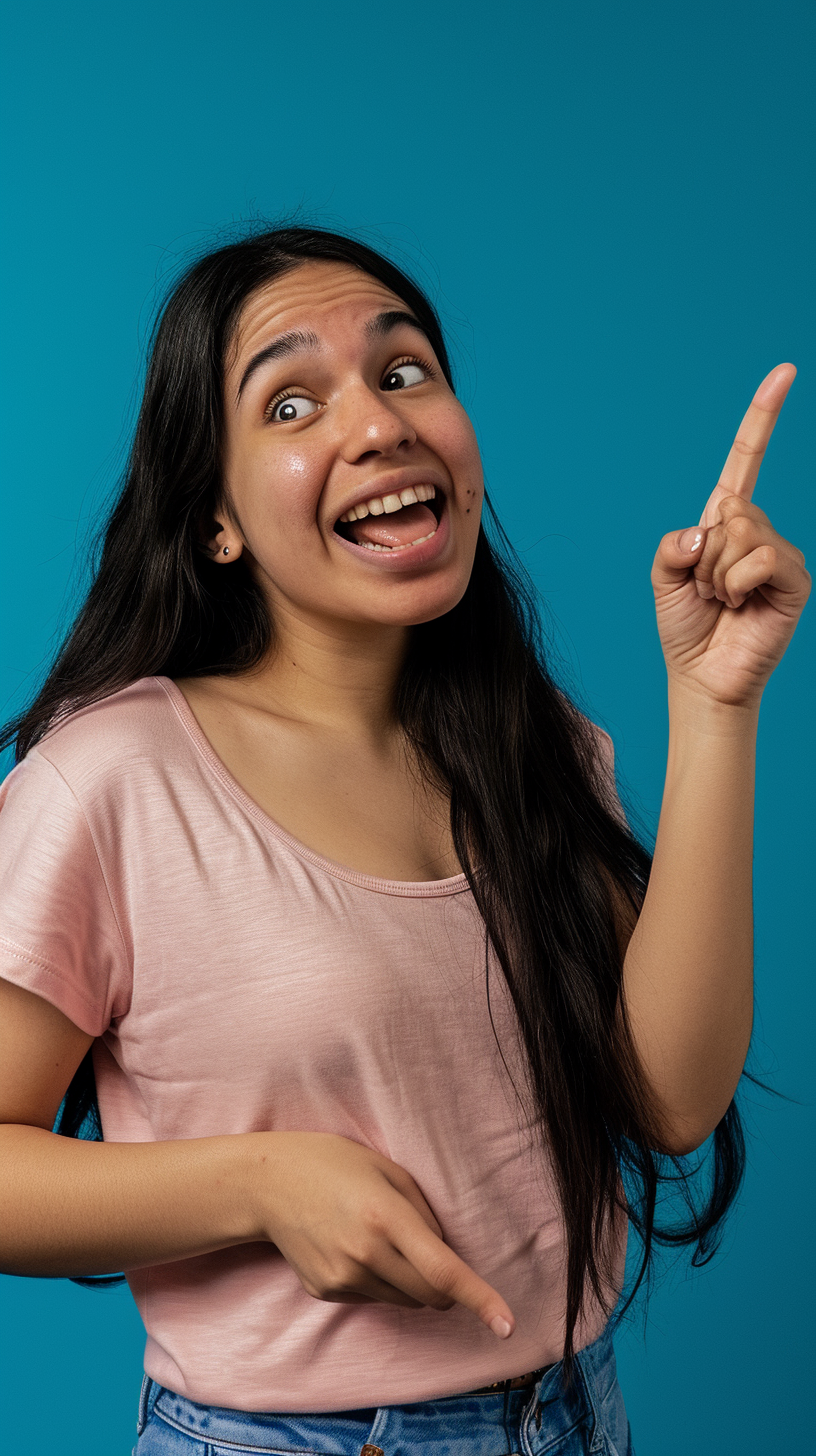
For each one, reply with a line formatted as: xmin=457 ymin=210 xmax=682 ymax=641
xmin=650 ymin=364 xmax=811 ymax=709
xmin=250 ymin=1131 xmax=516 ymax=1338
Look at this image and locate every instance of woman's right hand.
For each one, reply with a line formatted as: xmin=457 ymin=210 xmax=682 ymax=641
xmin=249 ymin=1131 xmax=516 ymax=1339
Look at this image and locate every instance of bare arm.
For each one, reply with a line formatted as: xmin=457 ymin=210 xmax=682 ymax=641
xmin=0 ymin=978 xmax=271 ymax=1275
xmin=0 ymin=979 xmax=515 ymax=1338
xmin=617 ymin=363 xmax=810 ymax=1155
xmin=0 ymin=1124 xmax=268 ymax=1276
xmin=620 ymin=690 xmax=758 ymax=1154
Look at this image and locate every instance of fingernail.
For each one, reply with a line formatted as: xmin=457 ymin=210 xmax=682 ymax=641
xmin=678 ymin=528 xmax=704 ymax=554
xmin=490 ymin=1316 xmax=513 ymax=1338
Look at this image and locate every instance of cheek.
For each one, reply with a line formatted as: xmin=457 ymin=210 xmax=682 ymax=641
xmin=269 ymin=448 xmax=322 ymax=521
xmin=233 ymin=441 xmax=327 ymax=535
xmin=429 ymin=403 xmax=483 ymax=490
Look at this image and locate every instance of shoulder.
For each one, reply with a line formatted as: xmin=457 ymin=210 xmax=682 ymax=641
xmin=1 ymin=676 xmax=199 ymax=888
xmin=1 ymin=678 xmax=191 ymax=835
xmin=32 ymin=677 xmax=180 ymax=797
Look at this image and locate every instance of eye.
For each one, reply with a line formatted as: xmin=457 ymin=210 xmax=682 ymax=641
xmin=269 ymin=395 xmax=320 ymax=422
xmin=382 ymin=360 xmax=430 ymax=391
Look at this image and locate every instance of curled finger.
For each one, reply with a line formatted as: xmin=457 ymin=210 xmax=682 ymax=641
xmin=692 ymin=522 xmax=726 ymax=600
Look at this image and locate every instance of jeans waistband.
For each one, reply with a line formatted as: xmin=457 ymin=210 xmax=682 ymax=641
xmin=137 ymin=1323 xmax=618 ymax=1455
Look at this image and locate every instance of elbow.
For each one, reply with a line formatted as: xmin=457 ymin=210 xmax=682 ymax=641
xmin=639 ymin=1058 xmax=747 ymax=1159
xmin=650 ymin=1104 xmax=734 ymax=1157
xmin=654 ymin=1127 xmax=713 ymax=1157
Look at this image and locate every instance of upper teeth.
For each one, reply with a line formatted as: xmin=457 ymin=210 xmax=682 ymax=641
xmin=339 ymin=483 xmax=436 ymax=523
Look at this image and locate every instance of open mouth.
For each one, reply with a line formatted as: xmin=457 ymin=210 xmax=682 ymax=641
xmin=333 ymin=485 xmax=445 ymax=553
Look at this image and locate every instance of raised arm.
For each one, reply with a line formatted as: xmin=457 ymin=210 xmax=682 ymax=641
xmin=617 ymin=364 xmax=811 ymax=1154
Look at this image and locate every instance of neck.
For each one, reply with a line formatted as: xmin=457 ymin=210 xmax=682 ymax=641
xmin=232 ymin=599 xmax=411 ymax=741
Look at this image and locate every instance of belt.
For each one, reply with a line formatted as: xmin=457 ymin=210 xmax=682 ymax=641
xmin=462 ymin=1363 xmax=555 ymax=1396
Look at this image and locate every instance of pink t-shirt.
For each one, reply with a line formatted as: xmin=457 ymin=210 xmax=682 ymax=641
xmin=0 ymin=676 xmax=626 ymax=1411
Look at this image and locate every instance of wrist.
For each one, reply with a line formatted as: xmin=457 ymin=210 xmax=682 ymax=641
xmin=237 ymin=1130 xmax=297 ymax=1244
xmin=666 ymin=678 xmax=761 ymax=739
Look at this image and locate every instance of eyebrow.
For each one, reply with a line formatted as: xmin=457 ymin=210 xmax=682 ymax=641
xmin=236 ymin=329 xmax=321 ymax=400
xmin=364 ymin=309 xmax=430 ymax=342
xmin=235 ymin=310 xmax=431 ymax=403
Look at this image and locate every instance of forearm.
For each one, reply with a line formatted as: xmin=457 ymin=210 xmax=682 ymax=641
xmin=0 ymin=1124 xmax=271 ymax=1277
xmin=622 ymin=687 xmax=760 ymax=1152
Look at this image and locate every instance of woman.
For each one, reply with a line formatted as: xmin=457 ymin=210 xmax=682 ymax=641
xmin=0 ymin=226 xmax=809 ymax=1456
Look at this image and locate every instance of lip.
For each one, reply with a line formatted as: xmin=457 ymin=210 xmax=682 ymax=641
xmin=331 ymin=488 xmax=451 ymax=571
xmin=329 ymin=466 xmax=450 ymax=528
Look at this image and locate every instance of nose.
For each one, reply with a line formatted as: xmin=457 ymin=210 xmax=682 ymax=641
xmin=338 ymin=384 xmax=417 ymax=463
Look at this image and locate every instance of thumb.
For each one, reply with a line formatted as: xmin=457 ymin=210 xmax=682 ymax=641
xmin=651 ymin=525 xmax=708 ymax=595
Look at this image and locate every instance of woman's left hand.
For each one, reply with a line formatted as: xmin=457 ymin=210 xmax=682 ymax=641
xmin=651 ymin=363 xmax=811 ymax=710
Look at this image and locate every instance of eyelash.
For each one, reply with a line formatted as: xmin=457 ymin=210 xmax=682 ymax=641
xmin=263 ymin=353 xmax=437 ymax=421
xmin=385 ymin=353 xmax=438 ymax=383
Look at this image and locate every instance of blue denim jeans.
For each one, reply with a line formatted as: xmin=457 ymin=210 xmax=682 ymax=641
xmin=133 ymin=1323 xmax=634 ymax=1455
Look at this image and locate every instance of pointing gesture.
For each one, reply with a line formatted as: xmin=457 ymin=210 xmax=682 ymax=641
xmin=651 ymin=364 xmax=811 ymax=710
xmin=254 ymin=1132 xmax=516 ymax=1339
xmin=697 ymin=363 xmax=796 ymax=527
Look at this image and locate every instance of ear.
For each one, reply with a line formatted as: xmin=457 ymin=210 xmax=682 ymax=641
xmin=200 ymin=512 xmax=243 ymax=563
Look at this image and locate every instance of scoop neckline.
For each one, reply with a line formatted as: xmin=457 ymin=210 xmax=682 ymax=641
xmin=156 ymin=676 xmax=471 ymax=899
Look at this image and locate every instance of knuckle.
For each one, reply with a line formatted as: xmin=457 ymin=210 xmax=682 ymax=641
xmin=731 ymin=436 xmax=764 ymax=459
xmin=342 ymin=1256 xmax=366 ymax=1289
xmin=307 ymin=1254 xmax=361 ymax=1300
xmin=328 ymin=1256 xmax=361 ymax=1293
xmin=725 ymin=513 xmax=754 ymax=542
xmin=428 ymin=1293 xmax=456 ymax=1310
xmin=424 ymin=1259 xmax=458 ymax=1297
xmin=359 ymin=1199 xmax=388 ymax=1236
xmin=697 ymin=524 xmax=722 ymax=558
xmin=346 ymin=1233 xmax=378 ymax=1267
xmin=715 ymin=494 xmax=737 ymax=518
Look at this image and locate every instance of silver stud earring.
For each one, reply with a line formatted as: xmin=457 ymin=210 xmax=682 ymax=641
xmin=222 ymin=547 xmax=230 ymax=556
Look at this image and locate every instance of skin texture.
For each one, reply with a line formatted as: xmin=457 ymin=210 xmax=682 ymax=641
xmin=618 ymin=362 xmax=811 ymax=1150
xmin=179 ymin=261 xmax=485 ymax=881
xmin=213 ymin=260 xmax=484 ymax=632
xmin=0 ymin=268 xmax=810 ymax=1348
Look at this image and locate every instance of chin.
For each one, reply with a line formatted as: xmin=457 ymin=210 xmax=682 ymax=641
xmin=365 ymin=575 xmax=472 ymax=629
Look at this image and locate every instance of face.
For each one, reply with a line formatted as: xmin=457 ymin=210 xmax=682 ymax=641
xmin=215 ymin=260 xmax=484 ymax=634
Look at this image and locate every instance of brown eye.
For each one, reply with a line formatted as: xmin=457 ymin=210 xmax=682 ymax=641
xmin=382 ymin=363 xmax=428 ymax=391
xmin=271 ymin=396 xmax=320 ymax=422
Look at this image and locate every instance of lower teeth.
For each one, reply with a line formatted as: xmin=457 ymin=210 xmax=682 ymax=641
xmin=359 ymin=528 xmax=437 ymax=552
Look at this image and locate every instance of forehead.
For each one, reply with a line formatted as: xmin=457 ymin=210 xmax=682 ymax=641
xmin=228 ymin=260 xmax=410 ymax=374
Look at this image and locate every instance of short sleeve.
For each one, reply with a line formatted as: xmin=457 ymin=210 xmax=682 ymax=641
xmin=0 ymin=749 xmax=129 ymax=1036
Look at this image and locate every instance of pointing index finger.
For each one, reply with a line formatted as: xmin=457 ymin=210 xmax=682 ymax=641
xmin=698 ymin=362 xmax=797 ymax=529
xmin=395 ymin=1205 xmax=515 ymax=1337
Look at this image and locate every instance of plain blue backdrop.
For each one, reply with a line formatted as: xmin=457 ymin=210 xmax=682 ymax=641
xmin=1 ymin=2 xmax=813 ymax=1452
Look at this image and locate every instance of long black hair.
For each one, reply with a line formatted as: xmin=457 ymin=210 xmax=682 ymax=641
xmin=1 ymin=224 xmax=746 ymax=1367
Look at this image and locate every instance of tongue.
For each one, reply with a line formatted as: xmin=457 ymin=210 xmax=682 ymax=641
xmin=348 ymin=502 xmax=437 ymax=548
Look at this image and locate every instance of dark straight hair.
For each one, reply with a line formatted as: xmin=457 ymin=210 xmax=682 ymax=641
xmin=2 ymin=224 xmax=746 ymax=1371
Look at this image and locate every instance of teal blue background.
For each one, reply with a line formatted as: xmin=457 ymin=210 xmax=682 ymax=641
xmin=1 ymin=2 xmax=813 ymax=1451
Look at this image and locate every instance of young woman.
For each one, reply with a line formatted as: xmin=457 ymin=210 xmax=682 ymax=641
xmin=0 ymin=226 xmax=809 ymax=1456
